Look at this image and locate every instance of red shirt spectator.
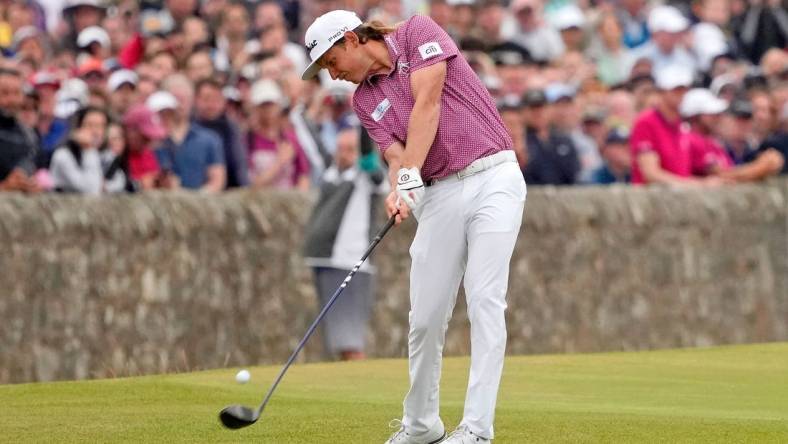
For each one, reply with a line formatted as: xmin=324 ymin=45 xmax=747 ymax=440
xmin=630 ymin=108 xmax=692 ymax=184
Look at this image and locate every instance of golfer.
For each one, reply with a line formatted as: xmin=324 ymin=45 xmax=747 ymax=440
xmin=302 ymin=10 xmax=526 ymax=444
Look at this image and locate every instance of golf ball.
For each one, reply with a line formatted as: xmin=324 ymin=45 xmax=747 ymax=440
xmin=235 ymin=369 xmax=250 ymax=384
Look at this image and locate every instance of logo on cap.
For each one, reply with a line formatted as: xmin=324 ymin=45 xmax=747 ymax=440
xmin=306 ymin=40 xmax=318 ymax=51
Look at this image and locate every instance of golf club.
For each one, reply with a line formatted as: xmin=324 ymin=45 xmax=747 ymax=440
xmin=219 ymin=213 xmax=398 ymax=429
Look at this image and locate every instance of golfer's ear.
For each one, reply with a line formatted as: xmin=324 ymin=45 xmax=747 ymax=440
xmin=344 ymin=30 xmax=359 ymax=47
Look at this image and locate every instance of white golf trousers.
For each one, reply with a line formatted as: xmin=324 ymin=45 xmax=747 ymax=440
xmin=402 ymin=159 xmax=526 ymax=440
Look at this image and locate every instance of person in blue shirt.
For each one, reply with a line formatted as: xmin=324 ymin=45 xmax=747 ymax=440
xmin=147 ymin=74 xmax=226 ymax=192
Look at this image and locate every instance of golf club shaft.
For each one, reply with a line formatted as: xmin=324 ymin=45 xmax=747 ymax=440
xmin=254 ymin=213 xmax=398 ymax=416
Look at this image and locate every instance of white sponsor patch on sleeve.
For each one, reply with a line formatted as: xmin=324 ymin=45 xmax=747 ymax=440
xmin=371 ymin=98 xmax=391 ymax=122
xmin=418 ymin=42 xmax=443 ymax=60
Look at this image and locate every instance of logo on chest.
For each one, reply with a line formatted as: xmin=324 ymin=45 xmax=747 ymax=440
xmin=371 ymin=98 xmax=391 ymax=122
xmin=418 ymin=42 xmax=443 ymax=60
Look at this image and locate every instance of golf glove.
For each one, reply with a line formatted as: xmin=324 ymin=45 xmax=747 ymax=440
xmin=396 ymin=167 xmax=425 ymax=212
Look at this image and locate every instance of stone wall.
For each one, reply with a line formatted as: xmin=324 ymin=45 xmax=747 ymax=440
xmin=1 ymin=180 xmax=786 ymax=383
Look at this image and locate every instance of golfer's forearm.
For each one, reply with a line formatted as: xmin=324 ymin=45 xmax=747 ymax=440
xmin=402 ymin=100 xmax=440 ymax=170
xmin=384 ymin=145 xmax=403 ymax=189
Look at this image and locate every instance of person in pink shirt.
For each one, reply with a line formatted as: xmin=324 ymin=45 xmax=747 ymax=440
xmin=629 ymin=65 xmax=721 ymax=186
xmin=246 ymin=78 xmax=310 ymax=191
xmin=302 ymin=10 xmax=525 ymax=444
xmin=679 ymin=88 xmax=734 ymax=176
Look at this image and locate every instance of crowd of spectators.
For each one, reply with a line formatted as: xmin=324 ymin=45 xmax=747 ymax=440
xmin=0 ymin=0 xmax=787 ymax=195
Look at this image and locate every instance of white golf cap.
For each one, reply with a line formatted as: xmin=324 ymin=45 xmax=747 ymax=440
xmin=146 ymin=90 xmax=179 ymax=113
xmin=648 ymin=5 xmax=689 ymax=33
xmin=301 ymin=10 xmax=363 ymax=80
xmin=680 ymin=88 xmax=728 ymax=117
xmin=107 ymin=69 xmax=138 ymax=92
xmin=250 ymin=79 xmax=284 ymax=106
xmin=655 ymin=64 xmax=694 ymax=90
xmin=550 ymin=4 xmax=586 ymax=30
xmin=77 ymin=26 xmax=110 ymax=49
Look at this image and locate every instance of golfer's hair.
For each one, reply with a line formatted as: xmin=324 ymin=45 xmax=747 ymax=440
xmin=354 ymin=20 xmax=397 ymax=43
xmin=334 ymin=20 xmax=397 ymax=47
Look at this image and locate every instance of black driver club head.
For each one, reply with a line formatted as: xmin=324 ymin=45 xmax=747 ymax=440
xmin=219 ymin=405 xmax=259 ymax=429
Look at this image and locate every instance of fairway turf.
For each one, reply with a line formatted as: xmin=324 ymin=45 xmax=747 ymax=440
xmin=2 ymin=343 xmax=787 ymax=443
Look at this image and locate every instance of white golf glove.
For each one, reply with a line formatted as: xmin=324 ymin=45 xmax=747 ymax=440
xmin=396 ymin=167 xmax=425 ymax=212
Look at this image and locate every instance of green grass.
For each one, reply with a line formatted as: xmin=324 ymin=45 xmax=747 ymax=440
xmin=2 ymin=343 xmax=788 ymax=443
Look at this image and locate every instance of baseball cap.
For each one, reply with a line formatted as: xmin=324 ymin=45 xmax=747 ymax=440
xmin=654 ymin=65 xmax=694 ymax=90
xmin=123 ymin=104 xmax=167 ymax=140
xmin=146 ymin=90 xmax=179 ymax=113
xmin=647 ymin=5 xmax=689 ymax=34
xmin=490 ymin=41 xmax=533 ymax=66
xmin=545 ymin=83 xmax=576 ymax=103
xmin=522 ymin=89 xmax=547 ymax=107
xmin=12 ymin=26 xmax=41 ymax=51
xmin=496 ymin=94 xmax=523 ymax=111
xmin=680 ymin=88 xmax=728 ymax=117
xmin=29 ymin=71 xmax=60 ymax=89
xmin=77 ymin=57 xmax=106 ymax=76
xmin=301 ymin=10 xmax=363 ymax=80
xmin=77 ymin=26 xmax=110 ymax=49
xmin=605 ymin=127 xmax=630 ymax=145
xmin=550 ymin=4 xmax=586 ymax=31
xmin=63 ymin=0 xmax=106 ymax=13
xmin=107 ymin=69 xmax=138 ymax=92
xmin=728 ymin=99 xmax=753 ymax=118
xmin=250 ymin=79 xmax=284 ymax=106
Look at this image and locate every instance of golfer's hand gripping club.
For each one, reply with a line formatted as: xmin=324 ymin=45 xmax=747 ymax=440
xmin=396 ymin=167 xmax=425 ymax=212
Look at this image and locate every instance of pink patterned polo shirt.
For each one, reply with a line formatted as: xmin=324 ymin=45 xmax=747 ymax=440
xmin=352 ymin=15 xmax=513 ymax=181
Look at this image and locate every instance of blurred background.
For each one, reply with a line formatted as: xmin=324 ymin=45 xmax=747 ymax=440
xmin=0 ymin=0 xmax=786 ymax=383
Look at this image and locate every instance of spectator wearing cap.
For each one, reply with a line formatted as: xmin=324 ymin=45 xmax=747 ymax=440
xmin=247 ymin=78 xmax=310 ymax=191
xmin=150 ymin=75 xmax=226 ymax=193
xmin=12 ymin=26 xmax=47 ymax=70
xmin=586 ymin=11 xmax=636 ymax=87
xmin=489 ymin=41 xmax=536 ymax=98
xmin=193 ymin=77 xmax=249 ymax=189
xmin=521 ymin=88 xmax=580 ymax=185
xmin=0 ymin=67 xmax=40 ymax=193
xmin=29 ymin=71 xmax=70 ymax=167
xmin=510 ymin=0 xmax=565 ymax=62
xmin=592 ymin=127 xmax=632 ymax=184
xmin=546 ymin=83 xmax=603 ymax=184
xmin=121 ymin=104 xmax=166 ymax=191
xmin=679 ymin=88 xmax=735 ymax=176
xmin=549 ymin=4 xmax=586 ymax=53
xmin=107 ymin=69 xmax=138 ymax=118
xmin=76 ymin=25 xmax=110 ymax=60
xmin=630 ymin=65 xmax=709 ymax=185
xmin=630 ymin=5 xmax=698 ymax=76
xmin=77 ymin=57 xmax=106 ymax=90
xmin=62 ymin=0 xmax=106 ymax=50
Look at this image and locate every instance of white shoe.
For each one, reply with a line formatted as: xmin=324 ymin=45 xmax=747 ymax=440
xmin=384 ymin=419 xmax=446 ymax=444
xmin=443 ymin=425 xmax=490 ymax=443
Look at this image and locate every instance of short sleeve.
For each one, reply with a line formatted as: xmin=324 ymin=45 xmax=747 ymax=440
xmin=205 ymin=131 xmax=225 ymax=166
xmin=630 ymin=118 xmax=655 ymax=156
xmin=353 ymin=94 xmax=395 ymax=153
xmin=402 ymin=15 xmax=458 ymax=73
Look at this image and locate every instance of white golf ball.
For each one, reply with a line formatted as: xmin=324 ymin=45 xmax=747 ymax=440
xmin=235 ymin=369 xmax=250 ymax=384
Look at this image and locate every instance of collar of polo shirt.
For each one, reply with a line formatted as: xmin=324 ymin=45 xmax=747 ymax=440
xmin=301 ymin=10 xmax=363 ymax=81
